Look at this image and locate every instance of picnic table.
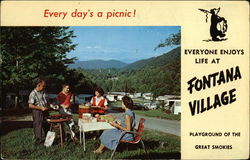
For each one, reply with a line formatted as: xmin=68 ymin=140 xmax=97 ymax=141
xmin=78 ymin=118 xmax=115 ymax=151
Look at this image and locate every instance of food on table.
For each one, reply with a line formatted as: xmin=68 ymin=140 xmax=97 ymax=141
xmin=82 ymin=113 xmax=91 ymax=117
xmin=95 ymin=114 xmax=100 ymax=118
xmin=80 ymin=114 xmax=96 ymax=123
xmin=99 ymin=115 xmax=115 ymax=122
xmin=81 ymin=113 xmax=92 ymax=121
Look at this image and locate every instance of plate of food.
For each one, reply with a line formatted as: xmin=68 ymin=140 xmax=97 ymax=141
xmin=98 ymin=115 xmax=115 ymax=122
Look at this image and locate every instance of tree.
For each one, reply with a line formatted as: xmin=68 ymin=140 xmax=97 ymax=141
xmin=154 ymin=30 xmax=180 ymax=50
xmin=62 ymin=68 xmax=96 ymax=94
xmin=1 ymin=27 xmax=77 ymax=108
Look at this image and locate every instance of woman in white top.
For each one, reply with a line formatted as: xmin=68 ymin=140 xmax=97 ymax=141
xmin=90 ymin=87 xmax=108 ymax=115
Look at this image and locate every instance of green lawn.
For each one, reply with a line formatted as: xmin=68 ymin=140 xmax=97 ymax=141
xmin=134 ymin=110 xmax=181 ymax=121
xmin=1 ymin=125 xmax=180 ymax=159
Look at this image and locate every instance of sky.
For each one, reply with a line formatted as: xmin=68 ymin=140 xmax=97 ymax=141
xmin=67 ymin=26 xmax=180 ymax=64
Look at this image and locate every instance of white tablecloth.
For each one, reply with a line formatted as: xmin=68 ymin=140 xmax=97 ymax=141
xmin=78 ymin=119 xmax=115 ymax=151
xmin=78 ymin=119 xmax=115 ymax=132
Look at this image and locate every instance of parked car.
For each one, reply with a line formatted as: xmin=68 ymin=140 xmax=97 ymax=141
xmin=144 ymin=102 xmax=157 ymax=110
xmin=132 ymin=103 xmax=147 ymax=110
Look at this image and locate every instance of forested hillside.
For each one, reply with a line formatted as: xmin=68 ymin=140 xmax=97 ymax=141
xmin=122 ymin=47 xmax=180 ymax=71
xmin=83 ymin=47 xmax=181 ymax=96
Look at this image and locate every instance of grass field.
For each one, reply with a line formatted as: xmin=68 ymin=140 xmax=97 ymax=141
xmin=134 ymin=110 xmax=181 ymax=121
xmin=1 ymin=125 xmax=180 ymax=159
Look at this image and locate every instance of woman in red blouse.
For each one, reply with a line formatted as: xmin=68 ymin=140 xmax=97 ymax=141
xmin=90 ymin=87 xmax=108 ymax=116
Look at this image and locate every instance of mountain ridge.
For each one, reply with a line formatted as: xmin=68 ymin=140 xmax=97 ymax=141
xmin=69 ymin=59 xmax=128 ymax=69
xmin=69 ymin=47 xmax=180 ymax=70
xmin=122 ymin=47 xmax=180 ymax=71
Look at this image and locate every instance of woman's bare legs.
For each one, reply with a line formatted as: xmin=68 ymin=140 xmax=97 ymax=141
xmin=93 ymin=144 xmax=105 ymax=153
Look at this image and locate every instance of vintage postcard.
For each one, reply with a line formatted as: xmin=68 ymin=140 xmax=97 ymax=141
xmin=1 ymin=1 xmax=249 ymax=159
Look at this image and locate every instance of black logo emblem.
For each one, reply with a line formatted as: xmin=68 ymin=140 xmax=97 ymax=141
xmin=199 ymin=7 xmax=228 ymax=42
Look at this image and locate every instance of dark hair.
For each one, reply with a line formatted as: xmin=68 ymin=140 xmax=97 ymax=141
xmin=62 ymin=83 xmax=70 ymax=89
xmin=95 ymin=87 xmax=104 ymax=96
xmin=35 ymin=78 xmax=46 ymax=86
xmin=122 ymin=95 xmax=134 ymax=109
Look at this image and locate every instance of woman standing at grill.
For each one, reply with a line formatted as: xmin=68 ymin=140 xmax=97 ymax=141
xmin=90 ymin=87 xmax=108 ymax=116
xmin=93 ymin=95 xmax=135 ymax=153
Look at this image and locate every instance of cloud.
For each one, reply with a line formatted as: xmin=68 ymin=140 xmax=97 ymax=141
xmin=84 ymin=45 xmax=101 ymax=49
xmin=93 ymin=46 xmax=101 ymax=49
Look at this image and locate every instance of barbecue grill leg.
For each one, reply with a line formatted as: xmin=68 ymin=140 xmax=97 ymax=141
xmin=49 ymin=123 xmax=53 ymax=131
xmin=59 ymin=123 xmax=63 ymax=147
